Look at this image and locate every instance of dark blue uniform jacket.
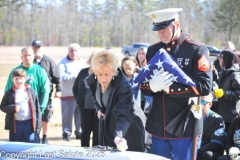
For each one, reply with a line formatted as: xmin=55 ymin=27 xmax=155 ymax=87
xmin=141 ymin=33 xmax=212 ymax=139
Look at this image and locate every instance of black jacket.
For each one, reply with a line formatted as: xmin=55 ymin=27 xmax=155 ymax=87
xmin=141 ymin=33 xmax=212 ymax=138
xmin=216 ymin=64 xmax=240 ymax=122
xmin=0 ymin=86 xmax=42 ymax=134
xmin=225 ymin=116 xmax=240 ymax=155
xmin=86 ymin=68 xmax=145 ymax=152
xmin=197 ymin=111 xmax=226 ymax=158
xmin=34 ymin=55 xmax=62 ymax=95
xmin=73 ymin=67 xmax=95 ymax=111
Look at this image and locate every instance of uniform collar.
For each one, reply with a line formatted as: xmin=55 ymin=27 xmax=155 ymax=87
xmin=166 ymin=32 xmax=186 ymax=47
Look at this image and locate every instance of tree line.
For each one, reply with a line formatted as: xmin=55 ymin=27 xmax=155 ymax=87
xmin=0 ymin=0 xmax=239 ymax=49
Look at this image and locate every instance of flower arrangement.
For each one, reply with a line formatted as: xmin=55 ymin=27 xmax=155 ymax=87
xmin=229 ymin=147 xmax=240 ymax=160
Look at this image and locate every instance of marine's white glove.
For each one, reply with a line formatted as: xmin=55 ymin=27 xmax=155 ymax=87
xmin=149 ymin=69 xmax=174 ymax=93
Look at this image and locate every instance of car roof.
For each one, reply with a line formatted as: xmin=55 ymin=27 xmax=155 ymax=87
xmin=134 ymin=42 xmax=151 ymax=45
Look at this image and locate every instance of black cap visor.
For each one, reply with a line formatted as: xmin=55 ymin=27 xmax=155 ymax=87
xmin=32 ymin=40 xmax=42 ymax=47
xmin=152 ymin=18 xmax=175 ymax=31
xmin=32 ymin=44 xmax=42 ymax=47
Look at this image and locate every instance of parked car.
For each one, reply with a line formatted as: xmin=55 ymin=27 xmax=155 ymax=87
xmin=122 ymin=42 xmax=151 ymax=56
xmin=206 ymin=45 xmax=222 ymax=57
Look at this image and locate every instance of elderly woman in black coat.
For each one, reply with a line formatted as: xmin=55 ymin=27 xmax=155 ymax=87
xmin=86 ymin=49 xmax=145 ymax=152
xmin=214 ymin=49 xmax=240 ymax=132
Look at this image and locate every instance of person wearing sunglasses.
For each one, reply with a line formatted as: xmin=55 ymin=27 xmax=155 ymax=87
xmin=197 ymin=94 xmax=226 ymax=160
xmin=214 ymin=50 xmax=240 ymax=133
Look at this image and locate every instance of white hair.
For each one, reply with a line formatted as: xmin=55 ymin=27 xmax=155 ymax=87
xmin=68 ymin=43 xmax=80 ymax=50
xmin=91 ymin=49 xmax=119 ymax=72
xmin=224 ymin=41 xmax=235 ymax=50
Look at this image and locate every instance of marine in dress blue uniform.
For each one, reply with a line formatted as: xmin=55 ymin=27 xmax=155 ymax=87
xmin=141 ymin=8 xmax=212 ymax=159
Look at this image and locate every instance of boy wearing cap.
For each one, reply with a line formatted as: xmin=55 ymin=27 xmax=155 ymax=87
xmin=197 ymin=94 xmax=226 ymax=160
xmin=141 ymin=8 xmax=212 ymax=159
xmin=32 ymin=39 xmax=62 ymax=144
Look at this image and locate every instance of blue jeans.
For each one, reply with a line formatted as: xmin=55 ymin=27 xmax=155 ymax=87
xmin=151 ymin=136 xmax=193 ymax=160
xmin=9 ymin=119 xmax=34 ymax=142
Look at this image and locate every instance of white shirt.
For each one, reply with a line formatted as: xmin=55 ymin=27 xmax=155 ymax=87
xmin=15 ymin=88 xmax=32 ymax=120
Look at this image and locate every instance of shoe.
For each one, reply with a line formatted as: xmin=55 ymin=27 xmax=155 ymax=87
xmin=42 ymin=138 xmax=48 ymax=144
xmin=76 ymin=134 xmax=81 ymax=140
xmin=63 ymin=136 xmax=71 ymax=141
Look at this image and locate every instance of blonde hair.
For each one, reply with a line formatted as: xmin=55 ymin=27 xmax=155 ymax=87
xmin=224 ymin=41 xmax=235 ymax=50
xmin=87 ymin=51 xmax=95 ymax=66
xmin=91 ymin=49 xmax=118 ymax=72
xmin=135 ymin=47 xmax=147 ymax=68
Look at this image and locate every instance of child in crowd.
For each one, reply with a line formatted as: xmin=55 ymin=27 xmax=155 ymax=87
xmin=135 ymin=47 xmax=152 ymax=113
xmin=121 ymin=56 xmax=143 ymax=111
xmin=121 ymin=56 xmax=139 ymax=82
xmin=0 ymin=69 xmax=41 ymax=143
xmin=135 ymin=47 xmax=147 ymax=68
xmin=121 ymin=56 xmax=152 ymax=149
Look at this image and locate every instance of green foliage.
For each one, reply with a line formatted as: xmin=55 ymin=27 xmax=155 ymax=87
xmin=0 ymin=0 xmax=239 ymax=49
xmin=212 ymin=0 xmax=240 ymax=42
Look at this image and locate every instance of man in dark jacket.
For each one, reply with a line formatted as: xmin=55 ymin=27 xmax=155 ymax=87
xmin=141 ymin=8 xmax=212 ymax=159
xmin=32 ymin=39 xmax=62 ymax=144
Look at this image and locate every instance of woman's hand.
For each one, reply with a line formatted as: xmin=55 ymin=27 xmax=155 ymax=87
xmin=114 ymin=136 xmax=128 ymax=151
xmin=97 ymin=110 xmax=105 ymax=119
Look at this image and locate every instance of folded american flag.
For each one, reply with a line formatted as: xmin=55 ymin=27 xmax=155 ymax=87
xmin=132 ymin=48 xmax=196 ymax=87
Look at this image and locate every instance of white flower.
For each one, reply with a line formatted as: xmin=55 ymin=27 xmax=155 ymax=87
xmin=229 ymin=147 xmax=240 ymax=160
xmin=229 ymin=147 xmax=239 ymax=155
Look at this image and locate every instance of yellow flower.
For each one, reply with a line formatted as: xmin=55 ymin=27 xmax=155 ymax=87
xmin=214 ymin=89 xmax=224 ymax=98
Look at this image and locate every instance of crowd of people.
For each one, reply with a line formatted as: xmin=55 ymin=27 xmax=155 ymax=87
xmin=0 ymin=7 xmax=240 ymax=160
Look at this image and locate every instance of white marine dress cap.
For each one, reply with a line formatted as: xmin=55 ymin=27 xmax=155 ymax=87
xmin=146 ymin=8 xmax=183 ymax=31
